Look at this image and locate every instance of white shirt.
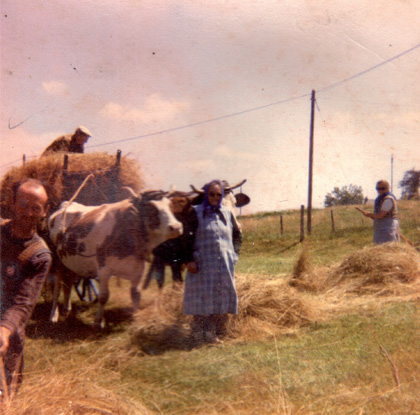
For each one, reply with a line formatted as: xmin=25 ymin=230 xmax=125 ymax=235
xmin=381 ymin=198 xmax=393 ymax=212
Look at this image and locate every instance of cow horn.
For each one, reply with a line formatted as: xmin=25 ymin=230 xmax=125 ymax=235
xmin=224 ymin=179 xmax=247 ymax=191
xmin=190 ymin=185 xmax=204 ymax=194
xmin=168 ymin=184 xmax=176 ymax=197
xmin=121 ymin=186 xmax=138 ymax=199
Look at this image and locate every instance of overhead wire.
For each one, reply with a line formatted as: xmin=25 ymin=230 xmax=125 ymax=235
xmin=1 ymin=42 xmax=419 ymax=170
xmin=87 ymin=43 xmax=420 ymax=149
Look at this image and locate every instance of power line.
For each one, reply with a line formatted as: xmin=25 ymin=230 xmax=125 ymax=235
xmin=87 ymin=93 xmax=310 ymax=149
xmin=88 ymin=43 xmax=420 ymax=149
xmin=2 ymin=43 xmax=420 ymax=169
xmin=317 ymin=43 xmax=420 ymax=94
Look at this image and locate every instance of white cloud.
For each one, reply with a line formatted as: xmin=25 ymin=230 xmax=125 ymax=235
xmin=214 ymin=145 xmax=260 ymax=161
xmin=177 ymin=159 xmax=215 ymax=172
xmin=42 ymin=81 xmax=69 ymax=96
xmin=100 ymin=94 xmax=190 ymax=124
xmin=391 ymin=111 xmax=420 ymax=129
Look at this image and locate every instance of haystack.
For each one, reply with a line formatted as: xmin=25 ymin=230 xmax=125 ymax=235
xmin=290 ymin=243 xmax=420 ymax=296
xmin=328 ymin=243 xmax=420 ymax=295
xmin=231 ymin=277 xmax=320 ymax=339
xmin=0 ymin=151 xmax=144 ymax=218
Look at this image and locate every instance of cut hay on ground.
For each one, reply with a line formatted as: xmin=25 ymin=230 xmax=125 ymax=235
xmin=231 ymin=277 xmax=321 ymax=339
xmin=131 ymin=275 xmax=320 ymax=351
xmin=130 ymin=285 xmax=192 ymax=352
xmin=329 ymin=243 xmax=420 ymax=295
xmin=1 ymin=371 xmax=150 ymax=415
xmin=0 ymin=152 xmax=144 ymax=218
xmin=289 ymin=243 xmax=420 ymax=297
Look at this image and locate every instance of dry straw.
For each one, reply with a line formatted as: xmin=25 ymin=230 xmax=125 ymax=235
xmin=131 ymin=275 xmax=320 ymax=351
xmin=1 ymin=370 xmax=150 ymax=415
xmin=289 ymin=243 xmax=420 ymax=297
xmin=329 ymin=243 xmax=420 ymax=295
xmin=0 ymin=152 xmax=144 ymax=218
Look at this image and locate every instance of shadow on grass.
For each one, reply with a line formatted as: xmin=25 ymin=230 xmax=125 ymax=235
xmin=279 ymin=241 xmax=301 ymax=253
xmin=26 ymin=302 xmax=135 ymax=343
xmin=132 ymin=324 xmax=203 ymax=355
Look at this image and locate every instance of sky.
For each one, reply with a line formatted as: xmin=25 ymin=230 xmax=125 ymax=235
xmin=1 ymin=0 xmax=419 ymax=214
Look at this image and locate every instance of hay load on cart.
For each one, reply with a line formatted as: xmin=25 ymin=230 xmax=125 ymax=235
xmin=0 ymin=150 xmax=145 ymax=303
xmin=0 ymin=150 xmax=144 ymax=218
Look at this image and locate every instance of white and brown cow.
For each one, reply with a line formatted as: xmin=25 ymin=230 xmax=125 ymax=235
xmin=47 ymin=189 xmax=183 ymax=327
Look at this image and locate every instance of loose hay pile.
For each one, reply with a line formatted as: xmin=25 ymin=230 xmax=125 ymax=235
xmin=131 ymin=285 xmax=192 ymax=353
xmin=131 ymin=275 xmax=320 ymax=351
xmin=289 ymin=243 xmax=420 ymax=297
xmin=2 ymin=371 xmax=150 ymax=415
xmin=130 ymin=244 xmax=419 ymax=351
xmin=231 ymin=277 xmax=320 ymax=339
xmin=0 ymin=152 xmax=144 ymax=218
xmin=328 ymin=243 xmax=420 ymax=295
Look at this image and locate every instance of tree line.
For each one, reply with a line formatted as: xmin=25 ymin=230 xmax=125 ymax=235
xmin=324 ymin=169 xmax=420 ymax=207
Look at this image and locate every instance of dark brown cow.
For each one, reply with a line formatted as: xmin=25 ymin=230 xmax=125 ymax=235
xmin=143 ymin=180 xmax=250 ymax=289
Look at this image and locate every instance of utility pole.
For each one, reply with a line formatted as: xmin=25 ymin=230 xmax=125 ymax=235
xmin=391 ymin=154 xmax=394 ymax=193
xmin=307 ymin=90 xmax=315 ymax=235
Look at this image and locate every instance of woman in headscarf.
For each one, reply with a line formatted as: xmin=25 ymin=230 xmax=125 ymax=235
xmin=183 ymin=180 xmax=242 ymax=344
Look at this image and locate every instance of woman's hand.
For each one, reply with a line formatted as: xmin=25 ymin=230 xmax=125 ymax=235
xmin=186 ymin=262 xmax=198 ymax=274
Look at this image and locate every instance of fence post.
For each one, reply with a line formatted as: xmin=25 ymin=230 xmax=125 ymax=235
xmin=280 ymin=214 xmax=283 ymax=235
xmin=330 ymin=210 xmax=335 ymax=232
xmin=300 ymin=205 xmax=305 ymax=242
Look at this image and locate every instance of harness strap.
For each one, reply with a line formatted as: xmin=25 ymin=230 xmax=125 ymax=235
xmin=1 ymin=218 xmax=50 ymax=265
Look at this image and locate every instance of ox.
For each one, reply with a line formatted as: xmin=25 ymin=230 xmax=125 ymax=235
xmin=143 ymin=180 xmax=250 ymax=289
xmin=47 ymin=188 xmax=183 ymax=327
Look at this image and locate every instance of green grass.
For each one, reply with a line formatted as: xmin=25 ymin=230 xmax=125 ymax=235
xmin=7 ymin=200 xmax=420 ymax=415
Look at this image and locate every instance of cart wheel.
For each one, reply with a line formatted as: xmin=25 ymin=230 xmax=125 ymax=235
xmin=74 ymin=277 xmax=99 ymax=302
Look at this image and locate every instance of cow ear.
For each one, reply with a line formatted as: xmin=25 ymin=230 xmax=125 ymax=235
xmin=145 ymin=200 xmax=160 ymax=229
xmin=235 ymin=193 xmax=250 ymax=208
xmin=191 ymin=194 xmax=203 ymax=206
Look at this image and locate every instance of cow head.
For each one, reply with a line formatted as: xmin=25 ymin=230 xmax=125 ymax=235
xmin=167 ymin=190 xmax=198 ymax=222
xmin=122 ymin=187 xmax=183 ymax=248
xmin=190 ymin=179 xmax=250 ymax=211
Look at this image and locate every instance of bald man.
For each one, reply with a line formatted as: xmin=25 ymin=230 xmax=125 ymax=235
xmin=0 ymin=179 xmax=52 ymax=398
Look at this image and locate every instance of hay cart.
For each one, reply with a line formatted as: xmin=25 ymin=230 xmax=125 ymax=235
xmin=0 ymin=149 xmax=144 ymax=304
xmin=59 ymin=151 xmax=123 ymax=302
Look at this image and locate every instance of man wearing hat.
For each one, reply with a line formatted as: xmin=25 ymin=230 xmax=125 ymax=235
xmin=41 ymin=126 xmax=92 ymax=157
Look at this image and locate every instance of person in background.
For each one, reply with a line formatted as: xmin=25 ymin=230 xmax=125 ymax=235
xmin=0 ymin=179 xmax=52 ymax=398
xmin=40 ymin=126 xmax=92 ymax=156
xmin=183 ymin=180 xmax=242 ymax=344
xmin=356 ymin=180 xmax=399 ymax=244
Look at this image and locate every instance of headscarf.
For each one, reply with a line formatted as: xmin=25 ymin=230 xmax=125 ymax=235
xmin=202 ymin=179 xmax=225 ymax=213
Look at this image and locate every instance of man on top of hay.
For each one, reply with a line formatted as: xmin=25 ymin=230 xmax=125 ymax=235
xmin=356 ymin=180 xmax=399 ymax=244
xmin=0 ymin=179 xmax=52 ymax=400
xmin=41 ymin=126 xmax=92 ymax=156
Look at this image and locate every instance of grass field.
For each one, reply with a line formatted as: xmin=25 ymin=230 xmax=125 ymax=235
xmin=2 ymin=200 xmax=420 ymax=415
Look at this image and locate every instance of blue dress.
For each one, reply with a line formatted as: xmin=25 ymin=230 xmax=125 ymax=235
xmin=183 ymin=204 xmax=241 ymax=315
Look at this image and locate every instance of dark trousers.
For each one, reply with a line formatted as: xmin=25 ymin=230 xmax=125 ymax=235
xmin=192 ymin=314 xmax=228 ymax=337
xmin=1 ymin=332 xmax=23 ymax=398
